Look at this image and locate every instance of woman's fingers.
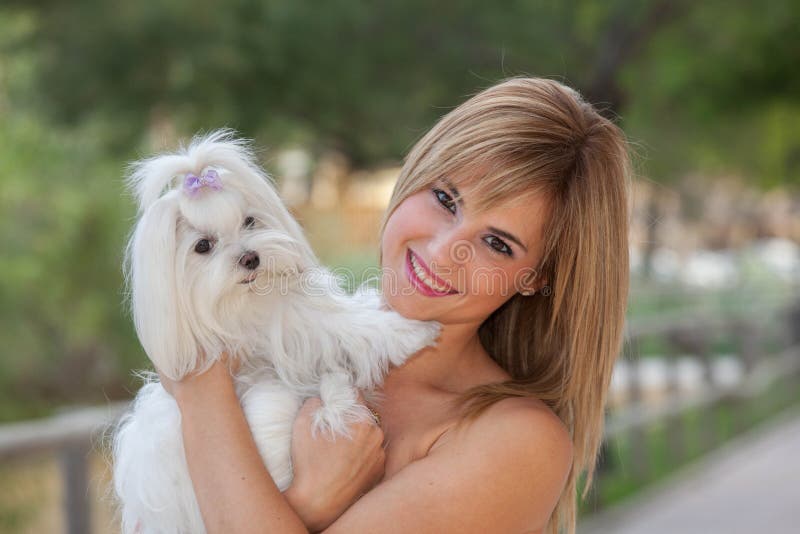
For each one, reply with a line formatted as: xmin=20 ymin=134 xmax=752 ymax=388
xmin=154 ymin=350 xmax=242 ymax=399
xmin=355 ymin=389 xmax=382 ymax=427
xmin=156 ymin=357 xmax=237 ymax=402
xmin=287 ymin=393 xmax=388 ymax=527
xmin=367 ymin=446 xmax=387 ymax=490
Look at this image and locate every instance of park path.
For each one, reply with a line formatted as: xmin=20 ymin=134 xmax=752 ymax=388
xmin=578 ymin=405 xmax=800 ymax=534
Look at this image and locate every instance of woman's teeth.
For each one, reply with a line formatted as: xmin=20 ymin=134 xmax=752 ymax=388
xmin=410 ymin=253 xmax=451 ymax=293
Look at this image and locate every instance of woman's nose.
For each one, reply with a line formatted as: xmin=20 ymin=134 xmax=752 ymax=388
xmin=426 ymin=229 xmax=467 ymax=271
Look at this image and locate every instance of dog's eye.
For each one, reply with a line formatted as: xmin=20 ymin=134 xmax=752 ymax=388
xmin=194 ymin=239 xmax=213 ymax=254
xmin=243 ymin=216 xmax=255 ymax=229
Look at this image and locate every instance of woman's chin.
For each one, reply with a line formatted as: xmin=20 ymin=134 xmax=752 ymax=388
xmin=381 ymin=292 xmax=429 ymax=321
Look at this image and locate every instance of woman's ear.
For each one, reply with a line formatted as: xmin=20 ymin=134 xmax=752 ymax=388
xmin=517 ymin=267 xmax=548 ymax=296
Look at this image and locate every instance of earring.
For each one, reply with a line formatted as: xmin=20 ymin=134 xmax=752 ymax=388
xmin=522 ymin=284 xmax=551 ymax=297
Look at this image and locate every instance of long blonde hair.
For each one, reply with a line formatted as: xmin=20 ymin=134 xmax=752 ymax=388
xmin=379 ymin=77 xmax=632 ymax=534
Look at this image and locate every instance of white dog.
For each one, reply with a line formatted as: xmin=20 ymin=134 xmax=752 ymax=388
xmin=112 ymin=130 xmax=439 ymax=534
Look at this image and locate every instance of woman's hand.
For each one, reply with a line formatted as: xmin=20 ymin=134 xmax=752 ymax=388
xmin=157 ymin=352 xmax=239 ymax=402
xmin=285 ymin=394 xmax=387 ymax=532
xmin=158 ymin=355 xmax=384 ymax=532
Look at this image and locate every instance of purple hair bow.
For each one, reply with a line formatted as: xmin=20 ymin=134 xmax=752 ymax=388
xmin=183 ymin=169 xmax=223 ymax=196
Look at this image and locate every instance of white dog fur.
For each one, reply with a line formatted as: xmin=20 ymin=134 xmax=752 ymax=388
xmin=112 ymin=130 xmax=439 ymax=534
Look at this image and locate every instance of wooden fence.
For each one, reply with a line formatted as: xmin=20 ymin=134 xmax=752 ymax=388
xmin=591 ymin=298 xmax=800 ymax=509
xmin=0 ymin=403 xmax=127 ymax=533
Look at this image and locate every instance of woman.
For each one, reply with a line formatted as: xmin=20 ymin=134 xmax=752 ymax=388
xmin=159 ymin=77 xmax=632 ymax=534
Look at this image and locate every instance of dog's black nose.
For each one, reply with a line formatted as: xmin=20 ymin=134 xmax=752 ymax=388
xmin=239 ymin=251 xmax=260 ymax=270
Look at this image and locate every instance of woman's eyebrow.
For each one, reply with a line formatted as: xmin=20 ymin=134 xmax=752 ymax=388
xmin=442 ymin=178 xmax=528 ymax=253
xmin=488 ymin=226 xmax=528 ymax=253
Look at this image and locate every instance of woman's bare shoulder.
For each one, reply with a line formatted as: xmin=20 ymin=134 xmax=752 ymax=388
xmin=490 ymin=395 xmax=569 ymax=433
xmin=451 ymin=396 xmax=572 ymax=461
xmin=442 ymin=396 xmax=573 ymax=524
xmin=434 ymin=394 xmax=571 ymax=451
xmin=326 ymin=395 xmax=574 ymax=533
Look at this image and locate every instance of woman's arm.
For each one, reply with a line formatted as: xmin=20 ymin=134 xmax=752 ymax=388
xmin=163 ymin=361 xmax=571 ymax=533
xmin=169 ymin=361 xmax=308 ymax=533
xmin=323 ymin=397 xmax=573 ymax=534
xmin=163 ymin=359 xmax=386 ymax=533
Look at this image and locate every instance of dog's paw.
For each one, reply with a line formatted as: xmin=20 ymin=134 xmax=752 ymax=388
xmin=311 ymin=401 xmax=373 ymax=440
xmin=312 ymin=372 xmax=372 ymax=439
xmin=417 ymin=320 xmax=442 ymax=346
xmin=386 ymin=318 xmax=441 ymax=367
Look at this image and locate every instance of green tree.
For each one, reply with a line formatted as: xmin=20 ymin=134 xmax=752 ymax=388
xmin=7 ymin=0 xmax=692 ymax=163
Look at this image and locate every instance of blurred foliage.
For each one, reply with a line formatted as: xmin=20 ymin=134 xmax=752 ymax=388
xmin=620 ymin=1 xmax=800 ymax=185
xmin=0 ymin=111 xmax=141 ymax=421
xmin=9 ymin=0 xmax=618 ymax=162
xmin=5 ymin=0 xmax=796 ymax=181
xmin=0 ymin=1 xmax=799 ymax=420
xmin=3 ymin=0 xmax=795 ymax=179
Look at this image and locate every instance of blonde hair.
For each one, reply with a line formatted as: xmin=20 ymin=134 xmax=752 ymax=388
xmin=379 ymin=77 xmax=632 ymax=534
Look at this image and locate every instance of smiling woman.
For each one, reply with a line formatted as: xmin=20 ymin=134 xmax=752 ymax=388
xmin=372 ymin=77 xmax=631 ymax=533
xmin=160 ymin=77 xmax=632 ymax=534
xmin=380 ymin=178 xmax=553 ymax=323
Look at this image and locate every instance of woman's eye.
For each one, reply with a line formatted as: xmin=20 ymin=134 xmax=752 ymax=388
xmin=484 ymin=236 xmax=512 ymax=256
xmin=194 ymin=239 xmax=213 ymax=254
xmin=243 ymin=216 xmax=255 ymax=229
xmin=433 ymin=188 xmax=457 ymax=215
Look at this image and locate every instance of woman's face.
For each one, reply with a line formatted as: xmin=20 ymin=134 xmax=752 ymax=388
xmin=380 ymin=175 xmax=551 ymax=325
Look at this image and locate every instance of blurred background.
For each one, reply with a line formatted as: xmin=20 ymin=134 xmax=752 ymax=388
xmin=0 ymin=1 xmax=798 ymax=532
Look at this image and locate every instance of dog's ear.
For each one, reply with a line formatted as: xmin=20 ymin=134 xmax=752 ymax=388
xmin=126 ymin=196 xmax=197 ymax=380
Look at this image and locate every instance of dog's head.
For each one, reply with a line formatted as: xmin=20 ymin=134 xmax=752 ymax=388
xmin=125 ymin=129 xmax=317 ymax=379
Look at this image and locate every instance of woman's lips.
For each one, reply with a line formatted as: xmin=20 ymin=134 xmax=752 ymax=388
xmin=405 ymin=249 xmax=458 ymax=297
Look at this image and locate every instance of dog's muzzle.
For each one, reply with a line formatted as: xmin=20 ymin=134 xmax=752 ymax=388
xmin=239 ymin=251 xmax=260 ymax=270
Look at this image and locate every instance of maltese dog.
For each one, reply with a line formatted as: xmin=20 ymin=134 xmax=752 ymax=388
xmin=112 ymin=130 xmax=439 ymax=534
